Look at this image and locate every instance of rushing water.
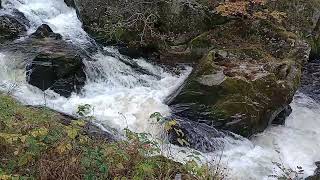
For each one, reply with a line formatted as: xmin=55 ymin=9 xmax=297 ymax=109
xmin=0 ymin=0 xmax=319 ymax=179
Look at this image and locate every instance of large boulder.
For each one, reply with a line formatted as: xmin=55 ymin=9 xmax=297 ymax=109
xmin=27 ymin=49 xmax=86 ymax=97
xmin=0 ymin=15 xmax=26 ymax=43
xmin=169 ymin=19 xmax=310 ymax=137
xmin=1 ymin=24 xmax=88 ymax=97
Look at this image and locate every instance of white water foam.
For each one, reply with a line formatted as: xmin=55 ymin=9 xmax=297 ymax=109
xmin=198 ymin=93 xmax=320 ymax=179
xmin=2 ymin=0 xmax=89 ymax=45
xmin=0 ymin=51 xmax=192 ymax=134
xmin=0 ymin=0 xmax=320 ymax=179
xmin=0 ymin=0 xmax=192 ymax=134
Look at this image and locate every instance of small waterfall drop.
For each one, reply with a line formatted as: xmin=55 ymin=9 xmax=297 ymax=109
xmin=0 ymin=0 xmax=192 ymax=134
xmin=0 ymin=0 xmax=319 ymax=179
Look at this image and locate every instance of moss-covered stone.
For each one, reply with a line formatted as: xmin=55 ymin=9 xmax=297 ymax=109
xmin=266 ymin=0 xmax=320 ymax=59
xmin=69 ymin=0 xmax=229 ymax=63
xmin=170 ymin=19 xmax=310 ymax=137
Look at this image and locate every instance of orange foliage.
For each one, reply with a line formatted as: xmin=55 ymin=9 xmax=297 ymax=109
xmin=215 ymin=0 xmax=267 ymax=17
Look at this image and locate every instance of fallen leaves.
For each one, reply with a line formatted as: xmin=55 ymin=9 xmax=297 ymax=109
xmin=30 ymin=128 xmax=48 ymax=138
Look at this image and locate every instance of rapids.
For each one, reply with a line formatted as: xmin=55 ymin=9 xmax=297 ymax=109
xmin=0 ymin=0 xmax=319 ymax=179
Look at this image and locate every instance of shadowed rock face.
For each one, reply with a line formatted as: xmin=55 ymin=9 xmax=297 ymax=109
xmin=66 ymin=0 xmax=228 ymax=64
xmin=166 ymin=117 xmax=245 ymax=152
xmin=27 ymin=49 xmax=86 ymax=97
xmin=27 ymin=25 xmax=82 ymax=97
xmin=301 ymin=59 xmax=320 ymax=103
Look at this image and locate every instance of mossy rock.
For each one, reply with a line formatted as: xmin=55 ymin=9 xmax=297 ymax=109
xmin=266 ymin=0 xmax=320 ymax=59
xmin=71 ymin=0 xmax=229 ymax=63
xmin=170 ymin=19 xmax=309 ymax=137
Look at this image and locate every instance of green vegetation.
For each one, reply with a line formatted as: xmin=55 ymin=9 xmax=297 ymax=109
xmin=0 ymin=94 xmax=223 ymax=179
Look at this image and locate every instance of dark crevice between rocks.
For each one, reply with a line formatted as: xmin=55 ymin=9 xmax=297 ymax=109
xmin=301 ymin=58 xmax=320 ymax=103
xmin=271 ymin=105 xmax=292 ymax=126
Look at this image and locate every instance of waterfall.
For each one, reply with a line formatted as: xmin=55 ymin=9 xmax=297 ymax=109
xmin=0 ymin=0 xmax=319 ymax=179
xmin=0 ymin=0 xmax=192 ymax=133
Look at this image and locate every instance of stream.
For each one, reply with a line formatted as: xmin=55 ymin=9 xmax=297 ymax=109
xmin=0 ymin=0 xmax=319 ymax=179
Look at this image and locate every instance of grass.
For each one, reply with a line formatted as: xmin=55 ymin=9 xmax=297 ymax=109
xmin=0 ymin=94 xmax=224 ymax=180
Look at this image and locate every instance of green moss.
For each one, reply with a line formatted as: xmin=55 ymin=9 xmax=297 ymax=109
xmin=196 ymin=51 xmax=222 ymax=75
xmin=222 ymin=77 xmax=253 ymax=94
xmin=190 ymin=31 xmax=212 ymax=49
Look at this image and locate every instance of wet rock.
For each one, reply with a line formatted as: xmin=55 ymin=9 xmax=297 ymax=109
xmin=0 ymin=30 xmax=89 ymax=97
xmin=64 ymin=116 xmax=116 ymax=142
xmin=64 ymin=0 xmax=76 ymax=8
xmin=170 ymin=19 xmax=310 ymax=137
xmin=30 ymin=24 xmax=62 ymax=40
xmin=10 ymin=9 xmax=30 ymax=28
xmin=28 ymin=50 xmax=86 ymax=97
xmin=0 ymin=15 xmax=26 ymax=43
xmin=166 ymin=117 xmax=244 ymax=152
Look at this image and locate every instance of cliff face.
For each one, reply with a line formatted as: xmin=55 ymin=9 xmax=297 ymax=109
xmin=67 ymin=0 xmax=314 ymax=137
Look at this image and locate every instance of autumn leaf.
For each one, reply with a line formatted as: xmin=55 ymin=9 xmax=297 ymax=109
xmin=30 ymin=128 xmax=48 ymax=138
xmin=0 ymin=133 xmax=21 ymax=144
xmin=56 ymin=142 xmax=72 ymax=154
xmin=164 ymin=120 xmax=177 ymax=132
xmin=72 ymin=120 xmax=86 ymax=127
xmin=65 ymin=126 xmax=79 ymax=139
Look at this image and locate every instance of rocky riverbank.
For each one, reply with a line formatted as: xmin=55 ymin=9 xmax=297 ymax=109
xmin=0 ymin=94 xmax=221 ymax=179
